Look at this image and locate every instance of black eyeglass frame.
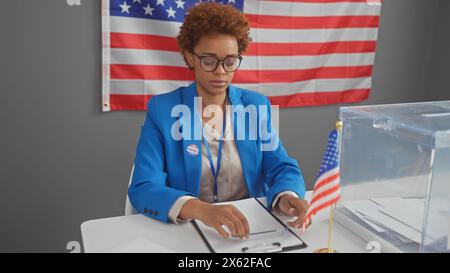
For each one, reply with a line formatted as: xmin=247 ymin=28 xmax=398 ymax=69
xmin=191 ymin=52 xmax=243 ymax=72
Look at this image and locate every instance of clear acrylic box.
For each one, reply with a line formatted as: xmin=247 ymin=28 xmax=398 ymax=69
xmin=334 ymin=101 xmax=450 ymax=253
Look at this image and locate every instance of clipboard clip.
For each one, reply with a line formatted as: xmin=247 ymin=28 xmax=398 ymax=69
xmin=241 ymin=242 xmax=282 ymax=253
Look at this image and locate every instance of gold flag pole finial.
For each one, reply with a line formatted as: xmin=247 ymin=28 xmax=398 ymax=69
xmin=336 ymin=119 xmax=343 ymax=131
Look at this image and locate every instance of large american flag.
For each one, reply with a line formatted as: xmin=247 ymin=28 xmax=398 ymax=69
xmin=304 ymin=128 xmax=341 ymax=227
xmin=101 ymin=0 xmax=382 ymax=111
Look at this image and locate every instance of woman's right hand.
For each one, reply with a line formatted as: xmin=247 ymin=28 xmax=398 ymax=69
xmin=179 ymin=199 xmax=250 ymax=239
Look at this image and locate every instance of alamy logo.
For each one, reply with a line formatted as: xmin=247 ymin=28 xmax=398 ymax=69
xmin=170 ymin=97 xmax=280 ymax=151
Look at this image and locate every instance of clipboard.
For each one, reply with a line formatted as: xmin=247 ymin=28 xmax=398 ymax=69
xmin=191 ymin=198 xmax=308 ymax=253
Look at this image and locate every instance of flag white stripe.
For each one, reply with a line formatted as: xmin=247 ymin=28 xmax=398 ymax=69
xmin=110 ymin=16 xmax=182 ymax=37
xmin=306 ymin=187 xmax=341 ymax=216
xmin=311 ymin=178 xmax=340 ymax=202
xmin=251 ymin=28 xmax=378 ymax=43
xmin=110 ymin=48 xmax=375 ymax=70
xmin=110 ymin=49 xmax=185 ymax=66
xmin=313 ymin=167 xmax=339 ymax=190
xmin=244 ymin=1 xmax=381 ymax=17
xmin=110 ymin=77 xmax=371 ymax=96
xmin=235 ymin=77 xmax=371 ymax=96
xmin=109 ymin=16 xmax=379 ymax=43
xmin=111 ymin=80 xmax=191 ymax=95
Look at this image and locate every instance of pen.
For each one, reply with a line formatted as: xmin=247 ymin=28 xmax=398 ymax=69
xmin=242 ymin=242 xmax=282 ymax=253
xmin=248 ymin=229 xmax=279 ymax=236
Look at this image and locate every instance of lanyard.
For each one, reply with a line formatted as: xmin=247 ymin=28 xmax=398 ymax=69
xmin=202 ymin=107 xmax=227 ymax=203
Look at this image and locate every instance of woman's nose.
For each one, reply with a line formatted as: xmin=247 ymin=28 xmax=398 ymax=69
xmin=214 ymin=62 xmax=227 ymax=74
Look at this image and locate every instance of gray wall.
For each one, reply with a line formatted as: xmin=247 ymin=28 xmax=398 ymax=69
xmin=430 ymin=0 xmax=450 ymax=100
xmin=0 ymin=0 xmax=449 ymax=252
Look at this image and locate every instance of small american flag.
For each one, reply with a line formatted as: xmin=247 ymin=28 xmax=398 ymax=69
xmin=304 ymin=128 xmax=341 ymax=227
xmin=102 ymin=0 xmax=382 ymax=111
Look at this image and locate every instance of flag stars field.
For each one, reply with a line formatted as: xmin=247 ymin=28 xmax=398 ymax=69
xmin=119 ymin=1 xmax=131 ymax=13
xmin=175 ymin=0 xmax=185 ymax=9
xmin=166 ymin=6 xmax=176 ymax=18
xmin=143 ymin=4 xmax=154 ymax=16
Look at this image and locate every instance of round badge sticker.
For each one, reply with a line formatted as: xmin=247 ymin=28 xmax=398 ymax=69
xmin=186 ymin=144 xmax=199 ymax=156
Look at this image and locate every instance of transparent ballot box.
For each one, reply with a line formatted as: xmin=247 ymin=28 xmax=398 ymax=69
xmin=334 ymin=101 xmax=450 ymax=253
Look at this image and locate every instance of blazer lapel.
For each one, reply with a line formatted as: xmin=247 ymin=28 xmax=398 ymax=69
xmin=181 ymin=83 xmax=203 ymax=196
xmin=228 ymin=85 xmax=258 ymax=197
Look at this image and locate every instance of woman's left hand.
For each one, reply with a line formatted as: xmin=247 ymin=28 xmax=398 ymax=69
xmin=276 ymin=194 xmax=310 ymax=229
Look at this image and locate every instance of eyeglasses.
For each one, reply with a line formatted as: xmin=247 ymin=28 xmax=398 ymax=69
xmin=191 ymin=52 xmax=243 ymax=72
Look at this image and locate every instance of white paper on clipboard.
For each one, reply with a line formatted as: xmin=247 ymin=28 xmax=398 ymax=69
xmin=192 ymin=198 xmax=306 ymax=253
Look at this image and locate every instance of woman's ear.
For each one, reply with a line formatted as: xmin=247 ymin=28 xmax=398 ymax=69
xmin=183 ymin=51 xmax=194 ymax=70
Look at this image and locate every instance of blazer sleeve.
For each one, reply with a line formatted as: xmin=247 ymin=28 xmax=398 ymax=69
xmin=128 ymin=98 xmax=193 ymax=222
xmin=261 ymin=97 xmax=306 ymax=208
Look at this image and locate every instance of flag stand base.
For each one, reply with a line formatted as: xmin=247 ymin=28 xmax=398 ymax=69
xmin=314 ymin=248 xmax=339 ymax=253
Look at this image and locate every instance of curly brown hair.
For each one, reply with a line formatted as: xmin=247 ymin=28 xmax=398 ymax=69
xmin=177 ymin=3 xmax=251 ymax=57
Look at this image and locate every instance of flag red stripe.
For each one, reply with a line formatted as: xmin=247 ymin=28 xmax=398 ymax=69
xmin=110 ymin=64 xmax=373 ymax=82
xmin=246 ymin=14 xmax=379 ymax=29
xmin=309 ymin=184 xmax=340 ymax=207
xmin=235 ymin=66 xmax=373 ymax=83
xmin=110 ymin=65 xmax=195 ymax=80
xmin=109 ymin=94 xmax=153 ymax=111
xmin=109 ymin=89 xmax=370 ymax=111
xmin=313 ymin=172 xmax=340 ymax=191
xmin=111 ymin=32 xmax=376 ymax=56
xmin=110 ymin=33 xmax=180 ymax=51
xmin=268 ymin=89 xmax=369 ymax=107
xmin=246 ymin=41 xmax=376 ymax=56
xmin=305 ymin=196 xmax=341 ymax=220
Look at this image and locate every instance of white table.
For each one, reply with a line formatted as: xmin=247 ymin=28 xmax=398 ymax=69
xmin=81 ymin=192 xmax=369 ymax=253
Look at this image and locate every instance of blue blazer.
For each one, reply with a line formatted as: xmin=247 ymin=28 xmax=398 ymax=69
xmin=128 ymin=82 xmax=306 ymax=222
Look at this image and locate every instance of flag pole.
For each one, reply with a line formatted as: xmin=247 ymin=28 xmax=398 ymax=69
xmin=327 ymin=204 xmax=335 ymax=253
xmin=326 ymin=119 xmax=343 ymax=253
xmin=313 ymin=120 xmax=343 ymax=254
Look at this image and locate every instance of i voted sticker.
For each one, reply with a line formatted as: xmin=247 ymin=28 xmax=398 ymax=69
xmin=186 ymin=144 xmax=199 ymax=156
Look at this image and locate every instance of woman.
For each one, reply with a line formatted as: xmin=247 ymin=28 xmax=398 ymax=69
xmin=128 ymin=3 xmax=308 ymax=240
